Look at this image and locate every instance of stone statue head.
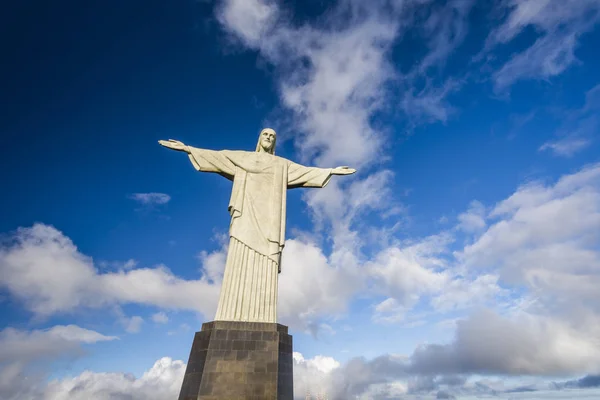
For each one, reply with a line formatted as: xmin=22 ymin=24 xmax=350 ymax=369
xmin=256 ymin=128 xmax=276 ymax=155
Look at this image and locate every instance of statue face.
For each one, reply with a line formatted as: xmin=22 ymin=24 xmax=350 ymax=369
xmin=260 ymin=129 xmax=276 ymax=152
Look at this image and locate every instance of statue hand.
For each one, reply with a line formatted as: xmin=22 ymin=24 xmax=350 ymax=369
xmin=332 ymin=166 xmax=356 ymax=175
xmin=158 ymin=139 xmax=189 ymax=152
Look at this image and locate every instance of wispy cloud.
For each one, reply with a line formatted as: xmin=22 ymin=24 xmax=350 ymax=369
xmin=216 ymin=0 xmax=474 ymax=167
xmin=540 ymin=83 xmax=600 ymax=157
xmin=539 ymin=136 xmax=592 ymax=157
xmin=128 ymin=192 xmax=171 ymax=206
xmin=486 ymin=0 xmax=600 ymax=92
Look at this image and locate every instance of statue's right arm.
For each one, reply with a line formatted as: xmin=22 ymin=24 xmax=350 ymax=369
xmin=159 ymin=139 xmax=236 ymax=179
xmin=158 ymin=139 xmax=189 ymax=152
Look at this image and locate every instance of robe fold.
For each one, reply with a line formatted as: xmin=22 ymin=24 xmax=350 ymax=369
xmin=187 ymin=147 xmax=332 ymax=322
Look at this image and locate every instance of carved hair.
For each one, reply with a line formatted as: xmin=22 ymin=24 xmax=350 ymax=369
xmin=255 ymin=128 xmax=277 ymax=155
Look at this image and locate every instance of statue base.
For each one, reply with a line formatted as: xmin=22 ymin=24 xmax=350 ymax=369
xmin=177 ymin=321 xmax=294 ymax=400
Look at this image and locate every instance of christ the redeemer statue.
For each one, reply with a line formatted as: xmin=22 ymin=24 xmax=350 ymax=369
xmin=159 ymin=128 xmax=355 ymax=323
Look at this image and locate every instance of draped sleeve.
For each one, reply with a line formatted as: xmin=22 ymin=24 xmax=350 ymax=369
xmin=286 ymin=161 xmax=333 ymax=188
xmin=187 ymin=147 xmax=236 ymax=180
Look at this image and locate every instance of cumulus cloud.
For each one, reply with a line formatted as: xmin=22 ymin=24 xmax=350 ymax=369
xmin=151 ymin=312 xmax=169 ymax=324
xmin=290 ymin=347 xmax=600 ymax=399
xmin=43 ymin=357 xmax=184 ymax=400
xmin=456 ymin=200 xmax=486 ymax=233
xmin=0 ymin=224 xmax=221 ymax=318
xmin=10 ymin=159 xmax=596 ymax=398
xmin=0 ymin=222 xmax=362 ymax=335
xmin=409 ymin=309 xmax=600 ymax=376
xmin=459 ymin=163 xmax=600 ymax=311
xmin=430 ymin=274 xmax=506 ymax=312
xmin=278 ymin=239 xmax=361 ymax=331
xmin=278 ymin=168 xmax=404 ymax=331
xmin=367 ymin=234 xmax=450 ymax=308
xmin=341 ymin=162 xmax=600 ymax=384
xmin=416 ymin=163 xmax=600 ymax=378
xmin=293 ymin=352 xmax=340 ymax=399
xmin=0 ymin=325 xmax=117 ymax=400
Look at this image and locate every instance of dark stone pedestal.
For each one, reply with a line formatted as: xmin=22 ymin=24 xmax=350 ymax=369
xmin=178 ymin=321 xmax=293 ymax=400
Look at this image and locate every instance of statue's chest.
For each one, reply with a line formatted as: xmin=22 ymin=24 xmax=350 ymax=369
xmin=245 ymin=155 xmax=279 ymax=174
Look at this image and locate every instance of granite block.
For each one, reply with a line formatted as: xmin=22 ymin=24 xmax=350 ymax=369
xmin=177 ymin=321 xmax=293 ymax=400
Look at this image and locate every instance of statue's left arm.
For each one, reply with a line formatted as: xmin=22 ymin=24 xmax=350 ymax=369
xmin=287 ymin=161 xmax=356 ymax=188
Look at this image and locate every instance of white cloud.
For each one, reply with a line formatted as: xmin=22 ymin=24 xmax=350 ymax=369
xmin=151 ymin=312 xmax=169 ymax=324
xmin=278 ymin=239 xmax=361 ymax=331
xmin=367 ymin=234 xmax=451 ymax=307
xmin=278 ymin=169 xmax=404 ymax=332
xmin=541 ymin=83 xmax=600 ymax=156
xmin=43 ymin=357 xmax=185 ymax=400
xmin=128 ymin=192 xmax=171 ymax=205
xmin=373 ymin=297 xmax=410 ymax=324
xmin=364 ymin=162 xmax=600 ymax=376
xmin=197 ymin=241 xmax=228 ymax=284
xmin=400 ymin=79 xmax=459 ymax=126
xmin=360 ymin=380 xmax=409 ymax=399
xmin=0 ymin=325 xmax=117 ymax=363
xmin=293 ymin=352 xmax=340 ymax=399
xmin=124 ymin=316 xmax=144 ymax=334
xmin=416 ymin=0 xmax=475 ymax=72
xmin=0 ymin=224 xmax=221 ymax=318
xmin=217 ymin=0 xmax=394 ymax=167
xmin=0 ymin=325 xmax=117 ymax=400
xmin=430 ymin=274 xmax=506 ymax=313
xmin=410 ymin=309 xmax=600 ymax=376
xmin=416 ymin=163 xmax=600 ymax=378
xmin=216 ymin=0 xmax=277 ymax=48
xmin=113 ymin=307 xmax=144 ymax=333
xmin=366 ymin=231 xmax=506 ymax=323
xmin=216 ymin=0 xmax=472 ymax=167
xmin=488 ymin=0 xmax=600 ymax=91
xmin=459 ymin=163 xmax=600 ymax=311
xmin=214 ymin=0 xmax=484 ymax=335
xmin=539 ymin=136 xmax=592 ymax=157
xmin=456 ymin=200 xmax=486 ymax=233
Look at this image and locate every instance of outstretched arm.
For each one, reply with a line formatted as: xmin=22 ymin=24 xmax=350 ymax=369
xmin=158 ymin=139 xmax=191 ymax=153
xmin=287 ymin=162 xmax=356 ymax=188
xmin=158 ymin=139 xmax=235 ymax=179
xmin=331 ymin=166 xmax=356 ymax=175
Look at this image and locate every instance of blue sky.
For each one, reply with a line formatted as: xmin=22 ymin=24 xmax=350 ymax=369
xmin=1 ymin=0 xmax=600 ymax=399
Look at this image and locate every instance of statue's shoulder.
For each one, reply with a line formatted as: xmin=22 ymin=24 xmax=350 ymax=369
xmin=272 ymin=154 xmax=287 ymax=162
xmin=222 ymin=150 xmax=251 ymax=155
xmin=221 ymin=150 xmax=255 ymax=159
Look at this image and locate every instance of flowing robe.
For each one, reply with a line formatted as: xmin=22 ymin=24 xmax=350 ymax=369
xmin=187 ymin=147 xmax=333 ymax=322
